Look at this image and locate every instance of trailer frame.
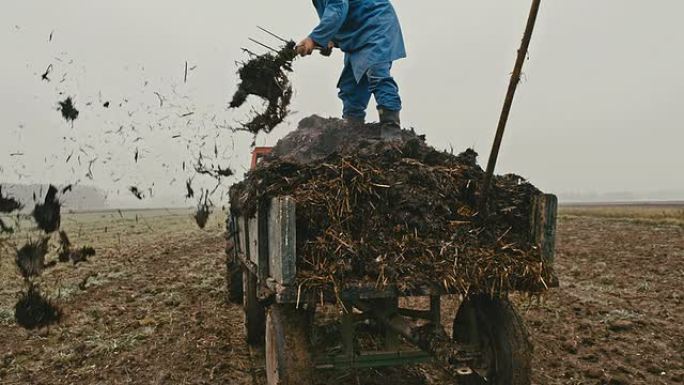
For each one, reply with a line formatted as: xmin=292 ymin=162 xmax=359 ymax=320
xmin=226 ymin=193 xmax=557 ymax=384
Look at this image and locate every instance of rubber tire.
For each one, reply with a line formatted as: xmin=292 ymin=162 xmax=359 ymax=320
xmin=452 ymin=295 xmax=532 ymax=385
xmin=243 ymin=269 xmax=265 ymax=346
xmin=265 ymin=304 xmax=314 ymax=385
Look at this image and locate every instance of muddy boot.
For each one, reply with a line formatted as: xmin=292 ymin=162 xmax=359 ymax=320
xmin=378 ymin=109 xmax=402 ymax=140
xmin=343 ymin=115 xmax=365 ymax=126
xmin=344 ymin=115 xmax=382 ymax=140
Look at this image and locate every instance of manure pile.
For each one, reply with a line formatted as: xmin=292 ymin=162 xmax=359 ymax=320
xmin=230 ymin=116 xmax=556 ymax=296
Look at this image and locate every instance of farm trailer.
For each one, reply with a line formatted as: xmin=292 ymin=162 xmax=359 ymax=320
xmin=225 ymin=149 xmax=558 ymax=385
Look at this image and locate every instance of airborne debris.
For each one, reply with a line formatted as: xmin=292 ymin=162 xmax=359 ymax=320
xmin=58 ymin=230 xmax=72 ymax=262
xmin=129 ymin=186 xmax=144 ymax=200
xmin=86 ymin=158 xmax=97 ymax=180
xmin=58 ymin=97 xmax=79 ymax=122
xmin=217 ymin=167 xmax=233 ymax=177
xmin=16 ymin=238 xmax=50 ymax=279
xmin=185 ymin=179 xmax=195 ymax=199
xmin=14 ymin=285 xmax=61 ymax=330
xmin=41 ymin=64 xmax=53 ymax=81
xmin=194 ymin=190 xmax=211 ymax=229
xmin=33 ymin=185 xmax=61 ymax=233
xmin=0 ymin=186 xmax=23 ymax=213
xmin=194 ymin=157 xmax=233 ymax=179
xmin=58 ymin=230 xmax=96 ymax=264
xmin=229 ymin=41 xmax=297 ymax=134
xmin=153 ymin=92 xmax=164 ymax=107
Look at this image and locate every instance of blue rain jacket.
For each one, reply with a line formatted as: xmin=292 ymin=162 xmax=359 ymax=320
xmin=310 ymin=0 xmax=406 ymax=82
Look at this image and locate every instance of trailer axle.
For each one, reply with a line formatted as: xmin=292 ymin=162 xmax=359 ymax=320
xmin=355 ymin=301 xmax=483 ymax=377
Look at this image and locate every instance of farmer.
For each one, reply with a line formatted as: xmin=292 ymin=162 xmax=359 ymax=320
xmin=296 ymin=0 xmax=406 ymax=131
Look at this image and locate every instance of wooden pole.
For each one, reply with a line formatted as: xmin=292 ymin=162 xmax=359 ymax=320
xmin=479 ymin=0 xmax=543 ymax=213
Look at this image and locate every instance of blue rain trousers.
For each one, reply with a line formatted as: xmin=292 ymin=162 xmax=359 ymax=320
xmin=337 ymin=60 xmax=401 ymax=120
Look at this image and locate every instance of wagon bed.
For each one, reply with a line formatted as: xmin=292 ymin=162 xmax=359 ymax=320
xmin=226 ymin=193 xmax=557 ymax=385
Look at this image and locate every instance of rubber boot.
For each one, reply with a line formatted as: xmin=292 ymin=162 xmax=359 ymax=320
xmin=343 ymin=115 xmax=382 ymax=140
xmin=378 ymin=109 xmax=401 ymax=140
xmin=343 ymin=115 xmax=365 ymax=126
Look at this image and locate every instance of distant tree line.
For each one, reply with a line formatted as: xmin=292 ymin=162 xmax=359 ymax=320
xmin=1 ymin=184 xmax=107 ymax=212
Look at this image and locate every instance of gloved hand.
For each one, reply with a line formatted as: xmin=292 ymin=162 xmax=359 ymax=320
xmin=319 ymin=41 xmax=335 ymax=57
xmin=295 ymin=37 xmax=316 ymax=56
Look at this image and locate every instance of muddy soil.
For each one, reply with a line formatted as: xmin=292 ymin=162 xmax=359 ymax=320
xmin=0 ymin=213 xmax=253 ymax=385
xmin=521 ymin=216 xmax=683 ymax=385
xmin=1 ymin=212 xmax=681 ymax=384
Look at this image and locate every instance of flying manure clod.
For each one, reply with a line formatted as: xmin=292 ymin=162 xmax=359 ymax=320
xmin=58 ymin=230 xmax=96 ymax=265
xmin=0 ymin=187 xmax=22 ymax=234
xmin=58 ymin=230 xmax=72 ymax=262
xmin=229 ymin=39 xmax=297 ymax=135
xmin=0 ymin=186 xmax=23 ymax=213
xmin=58 ymin=96 xmax=79 ymax=123
xmin=194 ymin=190 xmax=211 ymax=229
xmin=33 ymin=185 xmax=61 ymax=233
xmin=16 ymin=237 xmax=50 ymax=280
xmin=129 ymin=186 xmax=145 ymax=200
xmin=185 ymin=179 xmax=195 ymax=199
xmin=14 ymin=284 xmax=61 ymax=330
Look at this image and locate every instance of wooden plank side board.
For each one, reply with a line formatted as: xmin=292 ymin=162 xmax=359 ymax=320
xmin=257 ymin=200 xmax=270 ymax=280
xmin=237 ymin=215 xmax=248 ymax=260
xmin=530 ymin=193 xmax=558 ymax=266
xmin=268 ymin=196 xmax=297 ymax=285
xmin=248 ymin=216 xmax=259 ymax=266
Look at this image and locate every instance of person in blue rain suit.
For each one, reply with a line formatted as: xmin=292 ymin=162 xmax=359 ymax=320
xmin=296 ymin=0 xmax=406 ymax=131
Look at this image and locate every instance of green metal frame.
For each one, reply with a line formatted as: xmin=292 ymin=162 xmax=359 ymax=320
xmin=314 ymin=296 xmax=443 ymax=370
xmin=316 ymin=350 xmax=433 ymax=370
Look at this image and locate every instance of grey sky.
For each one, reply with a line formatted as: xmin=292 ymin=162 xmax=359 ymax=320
xmin=1 ymin=0 xmax=683 ymax=207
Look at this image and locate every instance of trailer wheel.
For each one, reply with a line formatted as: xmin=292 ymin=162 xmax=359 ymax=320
xmin=265 ymin=304 xmax=314 ymax=385
xmin=243 ymin=269 xmax=265 ymax=345
xmin=452 ymin=295 xmax=532 ymax=385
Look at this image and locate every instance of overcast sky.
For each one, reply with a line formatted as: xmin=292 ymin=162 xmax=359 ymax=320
xmin=1 ymin=0 xmax=683 ymax=207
